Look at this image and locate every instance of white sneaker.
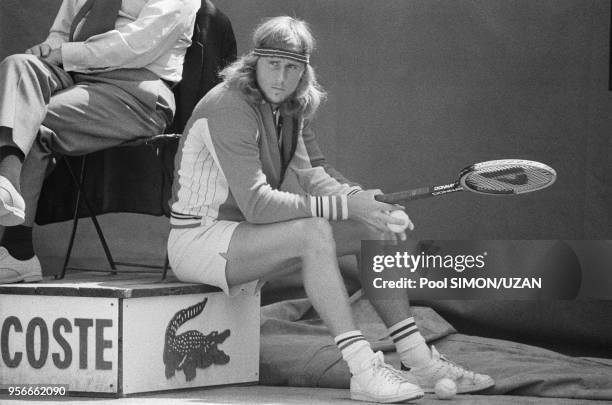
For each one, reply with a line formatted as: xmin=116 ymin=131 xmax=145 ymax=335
xmin=0 ymin=176 xmax=25 ymax=226
xmin=0 ymin=247 xmax=42 ymax=283
xmin=351 ymin=351 xmax=424 ymax=403
xmin=403 ymin=346 xmax=495 ymax=394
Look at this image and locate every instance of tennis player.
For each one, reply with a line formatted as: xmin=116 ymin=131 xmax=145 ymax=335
xmin=168 ymin=16 xmax=494 ymax=402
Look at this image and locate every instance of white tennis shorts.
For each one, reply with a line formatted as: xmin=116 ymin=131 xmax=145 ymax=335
xmin=167 ymin=220 xmax=258 ymax=295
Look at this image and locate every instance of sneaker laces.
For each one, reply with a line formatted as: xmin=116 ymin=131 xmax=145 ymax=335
xmin=431 ymin=346 xmax=477 ymax=380
xmin=370 ymin=352 xmax=407 ymax=384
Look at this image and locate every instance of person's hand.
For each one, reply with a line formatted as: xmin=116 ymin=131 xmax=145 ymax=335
xmin=42 ymin=48 xmax=63 ymax=66
xmin=25 ymin=43 xmax=51 ymax=57
xmin=25 ymin=44 xmax=62 ymax=66
xmin=347 ymin=189 xmax=414 ymax=241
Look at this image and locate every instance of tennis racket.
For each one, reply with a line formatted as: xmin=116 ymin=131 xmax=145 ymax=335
xmin=374 ymin=159 xmax=557 ymax=204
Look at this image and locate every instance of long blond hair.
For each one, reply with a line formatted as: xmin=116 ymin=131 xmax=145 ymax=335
xmin=220 ymin=16 xmax=327 ymax=119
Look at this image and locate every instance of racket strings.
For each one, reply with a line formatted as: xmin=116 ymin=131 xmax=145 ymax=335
xmin=464 ymin=165 xmax=555 ymax=194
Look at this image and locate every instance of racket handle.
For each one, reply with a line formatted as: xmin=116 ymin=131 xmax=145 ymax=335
xmin=375 ymin=183 xmax=461 ymax=203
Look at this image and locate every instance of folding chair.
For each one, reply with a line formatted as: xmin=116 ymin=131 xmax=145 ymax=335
xmin=56 ymin=134 xmax=180 ymax=280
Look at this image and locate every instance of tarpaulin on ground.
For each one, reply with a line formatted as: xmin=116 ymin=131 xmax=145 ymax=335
xmin=259 ymin=298 xmax=612 ymax=401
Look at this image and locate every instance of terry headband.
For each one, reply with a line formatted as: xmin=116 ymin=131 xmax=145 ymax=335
xmin=253 ymin=47 xmax=310 ymax=64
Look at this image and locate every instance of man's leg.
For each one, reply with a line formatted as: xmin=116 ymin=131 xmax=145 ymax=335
xmin=0 ymin=54 xmax=73 ymax=226
xmin=20 ymin=70 xmax=173 ymax=226
xmin=225 ymin=217 xmax=423 ymax=403
xmin=226 ymin=217 xmax=357 ymax=335
xmin=331 ymin=219 xmax=495 ymax=394
xmin=0 ymin=55 xmax=75 ymax=283
xmin=0 ymin=69 xmax=172 ymax=283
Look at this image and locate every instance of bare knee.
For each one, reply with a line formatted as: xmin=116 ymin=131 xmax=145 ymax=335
xmin=295 ymin=217 xmax=336 ymax=256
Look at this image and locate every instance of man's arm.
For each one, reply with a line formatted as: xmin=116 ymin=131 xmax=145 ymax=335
xmin=204 ymin=104 xmax=350 ymax=223
xmin=302 ymin=120 xmax=363 ymax=189
xmin=59 ymin=0 xmax=198 ymax=73
xmin=41 ymin=0 xmax=79 ymax=49
xmin=25 ymin=0 xmax=77 ymax=56
xmin=289 ymin=132 xmax=408 ymax=236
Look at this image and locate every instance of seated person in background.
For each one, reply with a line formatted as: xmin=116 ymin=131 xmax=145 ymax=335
xmin=168 ymin=16 xmax=494 ymax=403
xmin=0 ymin=0 xmax=200 ymax=284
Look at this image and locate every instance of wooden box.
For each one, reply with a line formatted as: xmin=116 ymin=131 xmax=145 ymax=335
xmin=0 ymin=274 xmax=260 ymax=396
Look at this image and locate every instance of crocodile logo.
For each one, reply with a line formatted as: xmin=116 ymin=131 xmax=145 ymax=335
xmin=163 ymin=298 xmax=231 ymax=381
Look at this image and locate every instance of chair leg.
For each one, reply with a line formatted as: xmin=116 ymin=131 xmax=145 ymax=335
xmin=151 ymin=142 xmax=173 ymax=281
xmin=161 ymin=252 xmax=170 ymax=280
xmin=86 ymin=207 xmax=118 ymax=275
xmin=60 ymin=143 xmax=175 ymax=279
xmin=64 ymin=156 xmax=117 ymax=275
xmin=57 ymin=161 xmax=83 ymax=280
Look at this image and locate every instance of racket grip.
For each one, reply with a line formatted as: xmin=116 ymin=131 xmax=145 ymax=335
xmin=375 ymin=187 xmax=436 ymax=203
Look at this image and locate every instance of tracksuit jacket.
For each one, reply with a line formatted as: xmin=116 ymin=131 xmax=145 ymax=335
xmin=169 ymin=82 xmax=360 ymax=228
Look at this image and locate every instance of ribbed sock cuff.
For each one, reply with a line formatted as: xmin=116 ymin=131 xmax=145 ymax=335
xmin=335 ymin=330 xmax=374 ymax=375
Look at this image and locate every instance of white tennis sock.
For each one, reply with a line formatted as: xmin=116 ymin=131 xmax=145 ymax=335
xmin=334 ymin=330 xmax=375 ymax=375
xmin=388 ymin=317 xmax=431 ymax=369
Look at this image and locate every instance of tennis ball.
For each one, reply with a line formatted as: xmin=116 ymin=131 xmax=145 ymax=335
xmin=386 ymin=210 xmax=410 ymax=233
xmin=434 ymin=378 xmax=457 ymax=400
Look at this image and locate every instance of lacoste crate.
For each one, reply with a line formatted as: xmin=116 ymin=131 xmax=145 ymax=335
xmin=0 ymin=274 xmax=260 ymax=396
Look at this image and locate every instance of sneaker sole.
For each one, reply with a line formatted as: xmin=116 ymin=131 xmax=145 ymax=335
xmin=421 ymin=378 xmax=495 ymax=394
xmin=0 ymin=272 xmax=42 ymax=284
xmin=351 ymin=390 xmax=424 ymax=403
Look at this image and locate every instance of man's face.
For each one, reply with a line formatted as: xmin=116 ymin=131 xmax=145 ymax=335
xmin=256 ymin=56 xmax=305 ymax=105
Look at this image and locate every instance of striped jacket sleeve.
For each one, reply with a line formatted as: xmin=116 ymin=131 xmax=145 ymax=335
xmin=288 ymin=136 xmax=361 ymax=199
xmin=207 ymin=105 xmax=349 ymax=223
xmin=301 ymin=120 xmax=363 ymax=189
